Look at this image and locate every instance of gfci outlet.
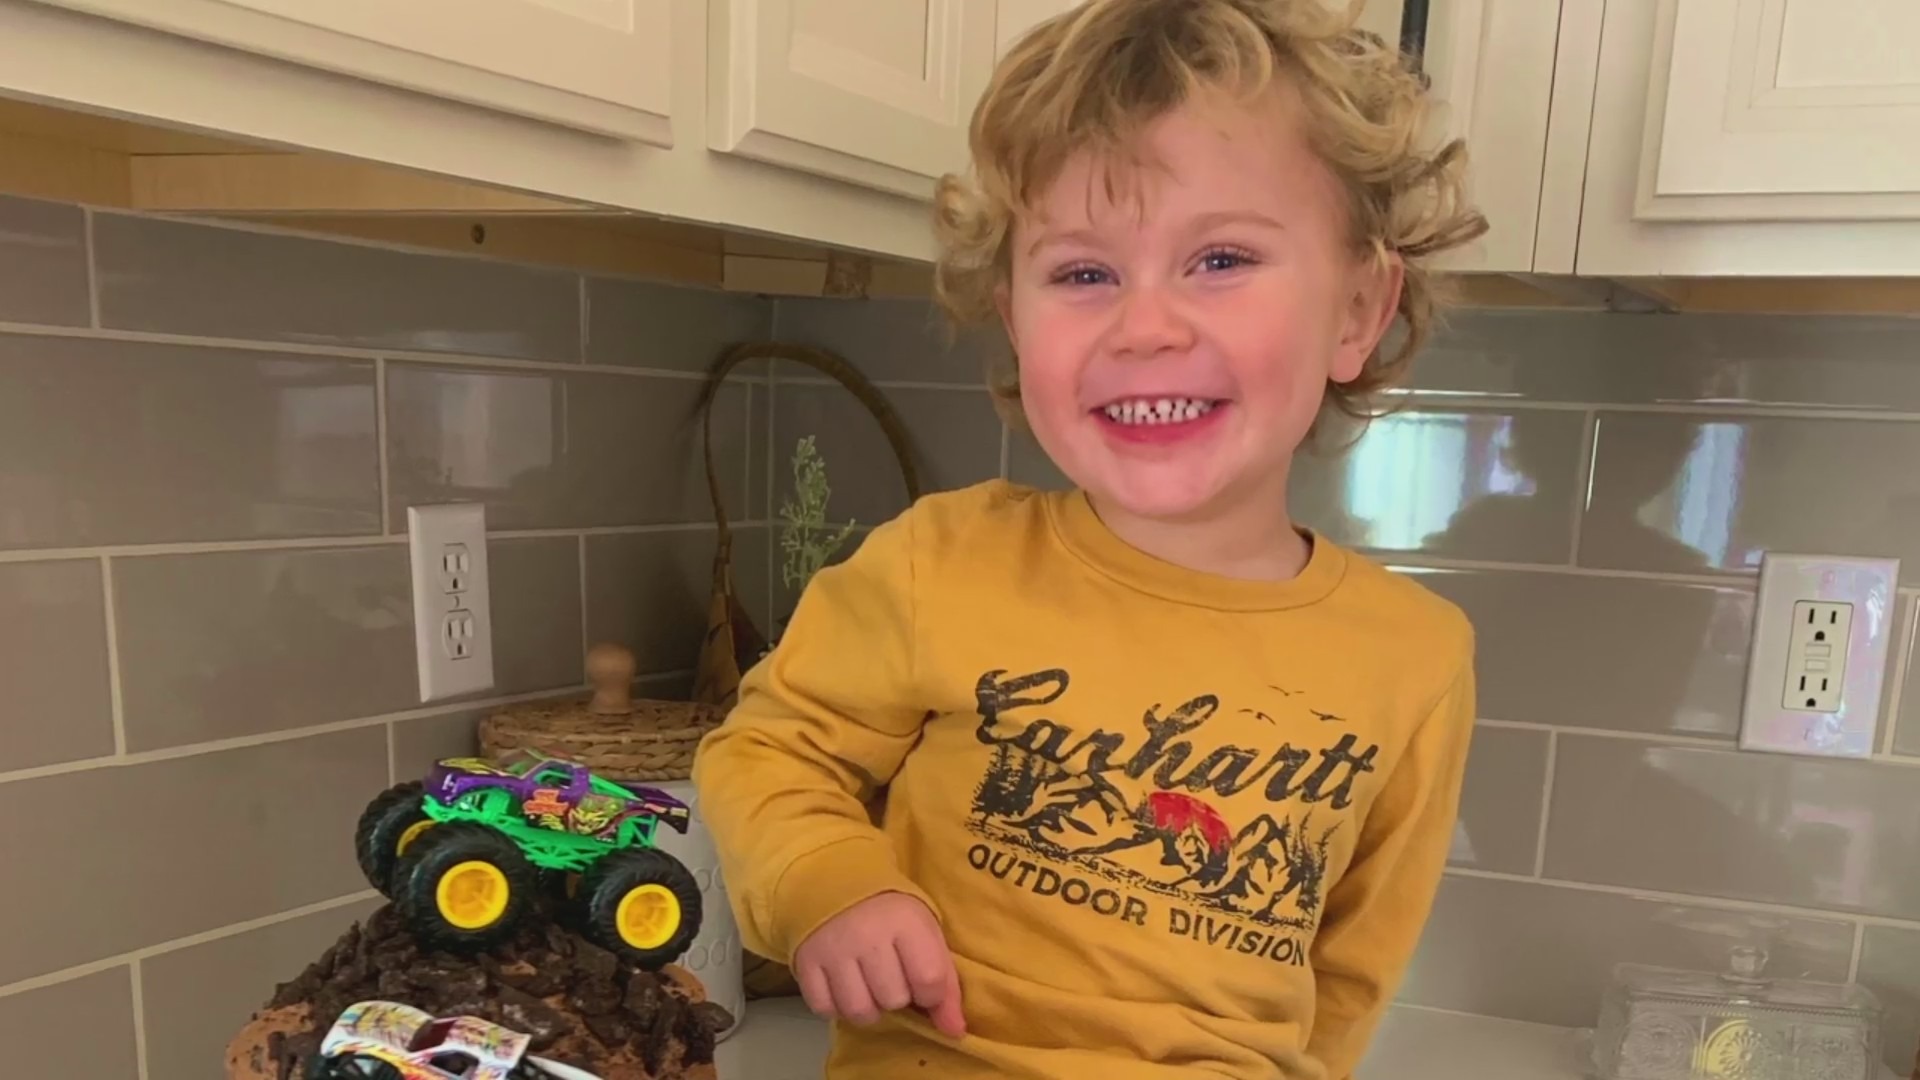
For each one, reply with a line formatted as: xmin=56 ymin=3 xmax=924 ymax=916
xmin=407 ymin=504 xmax=495 ymax=702
xmin=1740 ymin=553 xmax=1899 ymax=758
xmin=1781 ymin=601 xmax=1851 ymax=713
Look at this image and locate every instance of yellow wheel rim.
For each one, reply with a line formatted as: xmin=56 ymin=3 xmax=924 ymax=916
xmin=615 ymin=884 xmax=681 ymax=950
xmin=395 ymin=819 xmax=434 ymax=855
xmin=435 ymin=861 xmax=510 ymax=929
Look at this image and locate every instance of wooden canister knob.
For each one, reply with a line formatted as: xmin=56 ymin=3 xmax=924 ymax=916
xmin=585 ymin=641 xmax=638 ymax=715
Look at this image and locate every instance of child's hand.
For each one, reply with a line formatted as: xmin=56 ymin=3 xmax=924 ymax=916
xmin=792 ymin=890 xmax=967 ymax=1039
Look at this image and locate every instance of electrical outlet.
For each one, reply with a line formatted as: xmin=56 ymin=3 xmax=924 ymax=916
xmin=441 ymin=544 xmax=470 ymax=595
xmin=1780 ymin=601 xmax=1851 ymax=712
xmin=407 ymin=504 xmax=494 ymax=702
xmin=1740 ymin=553 xmax=1899 ymax=758
xmin=442 ymin=609 xmax=477 ymax=660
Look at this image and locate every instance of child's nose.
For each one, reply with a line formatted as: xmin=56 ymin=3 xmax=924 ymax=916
xmin=1109 ymin=284 xmax=1195 ymax=359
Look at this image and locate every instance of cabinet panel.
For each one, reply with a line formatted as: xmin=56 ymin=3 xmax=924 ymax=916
xmin=1641 ymin=0 xmax=1920 ymax=221
xmin=1579 ymin=0 xmax=1920 ymax=275
xmin=708 ymin=0 xmax=996 ymax=199
xmin=1361 ymin=0 xmax=1564 ymax=273
xmin=24 ymin=0 xmax=673 ymax=144
xmin=995 ymin=0 xmax=1080 ymax=56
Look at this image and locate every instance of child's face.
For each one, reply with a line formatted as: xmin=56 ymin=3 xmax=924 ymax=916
xmin=999 ymin=85 xmax=1401 ymax=527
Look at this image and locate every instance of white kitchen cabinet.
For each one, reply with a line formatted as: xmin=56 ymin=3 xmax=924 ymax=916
xmin=706 ymin=0 xmax=998 ymax=198
xmin=994 ymin=0 xmax=1080 ymax=56
xmin=1355 ymin=0 xmax=1567 ymax=274
xmin=0 ymin=0 xmax=941 ymax=262
xmin=1578 ymin=0 xmax=1920 ymax=276
xmin=22 ymin=0 xmax=675 ymax=145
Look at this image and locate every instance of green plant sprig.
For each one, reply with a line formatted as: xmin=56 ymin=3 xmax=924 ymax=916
xmin=778 ymin=435 xmax=856 ymax=592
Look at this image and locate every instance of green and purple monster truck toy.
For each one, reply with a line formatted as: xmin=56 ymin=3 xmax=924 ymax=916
xmin=355 ymin=750 xmax=702 ymax=970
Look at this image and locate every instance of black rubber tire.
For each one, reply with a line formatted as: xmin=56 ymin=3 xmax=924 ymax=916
xmin=306 ymin=1054 xmax=405 ymax=1080
xmin=578 ymin=848 xmax=703 ymax=971
xmin=391 ymin=822 xmax=537 ymax=953
xmin=353 ymin=781 xmax=429 ymax=897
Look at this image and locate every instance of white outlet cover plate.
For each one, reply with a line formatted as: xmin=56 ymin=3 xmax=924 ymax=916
xmin=407 ymin=503 xmax=495 ymax=702
xmin=1739 ymin=552 xmax=1900 ymax=758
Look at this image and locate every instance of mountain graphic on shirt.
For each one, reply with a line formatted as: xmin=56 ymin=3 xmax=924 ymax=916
xmin=969 ymin=744 xmax=1336 ymax=930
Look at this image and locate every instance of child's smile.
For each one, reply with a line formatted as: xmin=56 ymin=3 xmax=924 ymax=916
xmin=1093 ymin=394 xmax=1229 ymax=445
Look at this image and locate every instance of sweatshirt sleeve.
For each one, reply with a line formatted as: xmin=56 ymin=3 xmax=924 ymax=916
xmin=1305 ymin=647 xmax=1476 ymax=1080
xmin=690 ymin=508 xmax=934 ymax=964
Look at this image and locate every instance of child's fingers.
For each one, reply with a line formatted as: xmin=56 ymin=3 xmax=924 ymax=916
xmin=926 ymin=983 xmax=968 ymax=1040
xmin=894 ymin=927 xmax=953 ymax=1006
xmin=858 ymin=945 xmax=914 ymax=1011
xmin=796 ymin=960 xmax=837 ymax=1020
xmin=827 ymin=958 xmax=881 ymax=1024
xmin=895 ymin=928 xmax=966 ymax=1039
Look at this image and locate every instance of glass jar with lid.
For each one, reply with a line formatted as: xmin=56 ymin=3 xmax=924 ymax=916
xmin=1590 ymin=942 xmax=1883 ymax=1080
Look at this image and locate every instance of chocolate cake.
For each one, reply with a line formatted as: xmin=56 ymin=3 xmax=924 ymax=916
xmin=225 ymin=903 xmax=733 ymax=1080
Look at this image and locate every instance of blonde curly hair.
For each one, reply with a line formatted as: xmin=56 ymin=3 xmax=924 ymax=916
xmin=933 ymin=0 xmax=1487 ymax=427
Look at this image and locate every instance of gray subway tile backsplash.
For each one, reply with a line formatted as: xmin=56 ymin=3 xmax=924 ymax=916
xmin=1409 ymin=567 xmax=1757 ymax=740
xmin=1545 ymin=735 xmax=1920 ymax=920
xmin=94 ymin=214 xmax=581 ymax=360
xmin=774 ymin=295 xmax=1008 ymax=386
xmin=1401 ymin=873 xmax=1855 ymax=1029
xmin=0 ymin=969 xmax=139 ymax=1079
xmin=0 ymin=195 xmax=91 ymax=327
xmin=584 ymin=527 xmax=771 ymax=678
xmin=388 ymin=363 xmax=752 ymax=530
xmin=1582 ymin=411 xmax=1920 ymax=583
xmin=0 ymin=332 xmax=380 ymax=549
xmin=487 ymin=536 xmax=587 ymax=695
xmin=0 ymin=725 xmax=385 ymax=986
xmin=113 ymin=545 xmax=418 ymax=751
xmin=586 ymin=276 xmax=770 ymax=371
xmin=1410 ymin=309 xmax=1920 ymax=412
xmin=1857 ymin=924 xmax=1920 ymax=1074
xmin=386 ymin=362 xmax=567 ymax=530
xmin=1293 ymin=405 xmax=1587 ymax=564
xmin=1450 ymin=724 xmax=1550 ymax=875
xmin=1894 ymin=603 xmax=1920 ymax=757
xmin=0 ymin=558 xmax=114 ymax=770
xmin=567 ymin=371 xmax=752 ymax=527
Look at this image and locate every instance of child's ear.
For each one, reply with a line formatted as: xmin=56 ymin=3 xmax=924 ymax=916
xmin=994 ymin=282 xmax=1017 ymax=349
xmin=1330 ymin=252 xmax=1404 ymax=384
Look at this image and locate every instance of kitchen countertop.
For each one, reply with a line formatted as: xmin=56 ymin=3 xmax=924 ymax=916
xmin=712 ymin=998 xmax=1594 ymax=1077
xmin=714 ymin=999 xmax=1906 ymax=1078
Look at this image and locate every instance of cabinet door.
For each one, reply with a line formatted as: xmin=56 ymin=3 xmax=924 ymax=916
xmin=707 ymin=0 xmax=997 ymax=199
xmin=1637 ymin=0 xmax=1920 ymax=222
xmin=1357 ymin=0 xmax=1564 ymax=273
xmin=1577 ymin=0 xmax=1920 ymax=275
xmin=25 ymin=0 xmax=673 ymax=144
xmin=995 ymin=0 xmax=1080 ymax=56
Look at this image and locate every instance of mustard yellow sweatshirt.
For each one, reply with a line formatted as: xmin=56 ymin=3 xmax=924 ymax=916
xmin=692 ymin=481 xmax=1476 ymax=1079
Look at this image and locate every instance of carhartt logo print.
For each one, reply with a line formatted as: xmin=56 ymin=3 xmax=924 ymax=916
xmin=963 ymin=668 xmax=1378 ymax=964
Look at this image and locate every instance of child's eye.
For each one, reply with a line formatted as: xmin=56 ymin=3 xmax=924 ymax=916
xmin=1194 ymin=247 xmax=1258 ymax=273
xmin=1049 ymin=263 xmax=1114 ymax=287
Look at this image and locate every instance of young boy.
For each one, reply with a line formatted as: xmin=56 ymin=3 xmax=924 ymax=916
xmin=692 ymin=2 xmax=1488 ymax=1076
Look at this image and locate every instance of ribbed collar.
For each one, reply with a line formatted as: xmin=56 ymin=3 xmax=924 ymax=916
xmin=1042 ymin=488 xmax=1347 ymax=612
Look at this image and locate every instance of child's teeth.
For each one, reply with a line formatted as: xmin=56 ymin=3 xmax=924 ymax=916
xmin=1102 ymin=398 xmax=1216 ymax=425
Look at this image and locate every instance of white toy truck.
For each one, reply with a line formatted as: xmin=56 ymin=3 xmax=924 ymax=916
xmin=307 ymin=1000 xmax=601 ymax=1080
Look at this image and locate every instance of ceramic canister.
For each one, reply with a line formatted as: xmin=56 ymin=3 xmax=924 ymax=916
xmin=647 ymin=778 xmax=744 ymax=1040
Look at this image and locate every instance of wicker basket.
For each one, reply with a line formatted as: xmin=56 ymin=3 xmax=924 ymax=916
xmin=479 ymin=641 xmax=724 ymax=782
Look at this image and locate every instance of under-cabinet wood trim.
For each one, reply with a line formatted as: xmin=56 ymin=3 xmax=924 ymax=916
xmin=128 ymin=153 xmax=590 ymax=214
xmin=0 ymin=128 xmax=131 ymax=206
